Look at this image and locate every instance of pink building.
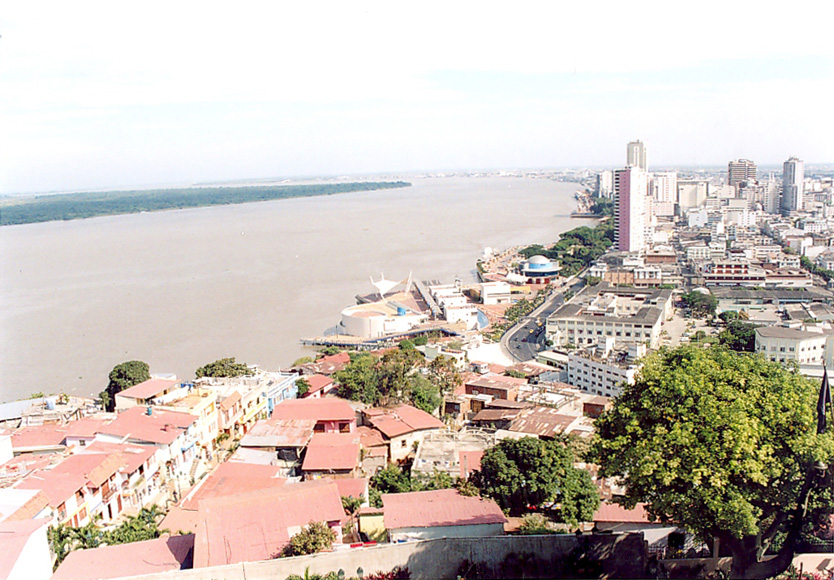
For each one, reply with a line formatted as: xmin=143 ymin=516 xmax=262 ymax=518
xmin=270 ymin=398 xmax=356 ymax=433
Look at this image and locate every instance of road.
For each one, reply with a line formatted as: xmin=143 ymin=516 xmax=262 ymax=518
xmin=501 ymin=276 xmax=586 ymax=363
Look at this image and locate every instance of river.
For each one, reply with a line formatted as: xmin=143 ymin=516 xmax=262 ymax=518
xmin=0 ymin=175 xmax=583 ymax=401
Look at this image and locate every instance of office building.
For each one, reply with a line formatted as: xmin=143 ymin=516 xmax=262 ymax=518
xmin=614 ymin=166 xmax=649 ymax=252
xmin=728 ymin=159 xmax=757 ymax=190
xmin=782 ymin=157 xmax=805 ymax=213
xmin=626 ymin=140 xmax=647 ymax=170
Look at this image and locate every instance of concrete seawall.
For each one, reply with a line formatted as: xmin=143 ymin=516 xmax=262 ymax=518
xmin=115 ymin=533 xmax=647 ymax=580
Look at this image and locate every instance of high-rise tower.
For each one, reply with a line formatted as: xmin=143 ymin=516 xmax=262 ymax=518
xmin=626 ymin=140 xmax=647 ymax=170
xmin=781 ymin=157 xmax=805 ymax=213
xmin=614 ymin=166 xmax=649 ymax=252
xmin=728 ymin=159 xmax=757 ymax=189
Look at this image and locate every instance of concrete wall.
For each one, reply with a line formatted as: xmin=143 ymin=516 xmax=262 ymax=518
xmin=113 ymin=533 xmax=647 ymax=580
xmin=389 ymin=523 xmax=505 ymax=541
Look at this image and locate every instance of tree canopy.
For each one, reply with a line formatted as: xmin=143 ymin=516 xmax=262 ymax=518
xmin=682 ymin=290 xmax=717 ymax=318
xmin=718 ymin=320 xmax=760 ymax=352
xmin=471 ymin=436 xmax=599 ymax=523
xmin=195 ymin=357 xmax=252 ymax=379
xmin=334 ymin=348 xmax=449 ymax=414
xmin=591 ymin=346 xmax=834 ymax=579
xmin=281 ymin=521 xmax=336 ymax=557
xmin=518 ymin=221 xmax=614 ymax=277
xmin=100 ymin=360 xmax=150 ymax=411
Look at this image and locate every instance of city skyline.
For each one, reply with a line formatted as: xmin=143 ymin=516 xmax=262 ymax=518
xmin=1 ymin=2 xmax=832 ymax=195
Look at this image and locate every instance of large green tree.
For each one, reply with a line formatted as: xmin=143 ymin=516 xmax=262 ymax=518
xmin=718 ymin=320 xmax=760 ymax=352
xmin=682 ymin=290 xmax=717 ymax=318
xmin=195 ymin=357 xmax=252 ymax=378
xmin=471 ymin=437 xmax=599 ymax=523
xmin=100 ymin=360 xmax=150 ymax=411
xmin=591 ymin=346 xmax=834 ymax=579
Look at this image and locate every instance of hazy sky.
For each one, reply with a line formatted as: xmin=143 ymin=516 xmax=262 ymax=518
xmin=1 ymin=2 xmax=832 ymax=194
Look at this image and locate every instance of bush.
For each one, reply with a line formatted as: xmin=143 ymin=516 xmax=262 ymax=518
xmin=282 ymin=521 xmax=336 ymax=557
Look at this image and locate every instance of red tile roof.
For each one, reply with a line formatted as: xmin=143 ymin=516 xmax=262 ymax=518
xmin=15 ymin=453 xmax=123 ymax=507
xmin=593 ymin=502 xmax=653 ymax=524
xmin=218 ymin=390 xmax=242 ymax=411
xmin=81 ymin=441 xmax=156 ymax=475
xmin=270 ymin=398 xmax=355 ymax=422
xmin=10 ymin=424 xmax=68 ymax=450
xmin=382 ymin=489 xmax=506 ymax=529
xmin=116 ymin=378 xmax=180 ymax=401
xmin=0 ymin=489 xmax=50 ymax=522
xmin=63 ymin=417 xmax=112 ymax=439
xmin=193 ymin=479 xmax=345 ymax=567
xmin=180 ymin=462 xmax=286 ymax=510
xmin=52 ymin=534 xmax=194 ymax=579
xmin=364 ymin=405 xmax=444 ymax=439
xmin=356 ymin=425 xmax=387 ymax=448
xmin=0 ymin=518 xmax=51 ymax=579
xmin=304 ymin=374 xmax=334 ymax=396
xmin=301 ymin=433 xmax=360 ymax=472
xmin=302 ymin=352 xmax=351 ymax=376
xmin=98 ymin=406 xmax=196 ymax=445
xmin=333 ymin=478 xmax=368 ymax=502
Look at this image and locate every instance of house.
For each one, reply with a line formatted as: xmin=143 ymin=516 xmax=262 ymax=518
xmin=356 ymin=426 xmax=388 ymax=476
xmin=300 ymin=374 xmax=336 ymax=399
xmin=411 ymin=430 xmax=492 ymax=481
xmin=271 ymin=398 xmax=356 ymax=433
xmin=114 ymin=378 xmax=182 ymax=411
xmin=382 ymin=489 xmax=506 ymax=541
xmin=464 ymin=374 xmax=526 ymax=401
xmin=52 ymin=534 xmax=194 ymax=579
xmin=162 ymin=462 xmax=287 ymax=534
xmin=10 ymin=424 xmax=68 ymax=455
xmin=93 ymin=406 xmax=199 ymax=499
xmin=0 ymin=518 xmax=52 ymax=580
xmin=301 ymin=432 xmax=361 ymax=480
xmin=193 ymin=479 xmax=346 ymax=567
xmin=78 ymin=441 xmax=161 ymax=514
xmin=238 ymin=418 xmax=315 ymax=475
xmin=362 ymin=404 xmax=445 ymax=462
xmin=14 ymin=452 xmax=128 ymax=526
xmin=507 ymin=406 xmax=588 ymax=440
xmin=298 ymin=352 xmax=352 ymax=376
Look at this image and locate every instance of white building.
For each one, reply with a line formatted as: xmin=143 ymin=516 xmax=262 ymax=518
xmin=480 ymin=281 xmax=511 ymax=305
xmin=678 ymin=180 xmax=709 ymax=213
xmin=754 ymin=324 xmax=833 ymax=366
xmin=627 ymin=140 xmax=647 ymax=170
xmin=782 ymin=157 xmax=805 ymax=213
xmin=567 ymin=340 xmax=644 ymax=398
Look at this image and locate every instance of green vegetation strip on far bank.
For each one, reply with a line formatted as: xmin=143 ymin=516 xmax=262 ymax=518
xmin=0 ymin=181 xmax=412 ymax=225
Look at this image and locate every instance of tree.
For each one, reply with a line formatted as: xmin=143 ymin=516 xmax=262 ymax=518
xmin=682 ymin=290 xmax=717 ymax=318
xmin=282 ymin=521 xmax=336 ymax=557
xmin=296 ymin=377 xmax=311 ymax=397
xmin=471 ymin=437 xmax=599 ymax=522
xmin=427 ymin=355 xmax=462 ymax=396
xmin=195 ymin=357 xmax=252 ymax=378
xmin=100 ymin=360 xmax=150 ymax=411
xmin=718 ymin=320 xmax=760 ymax=352
xmin=590 ymin=346 xmax=834 ymax=579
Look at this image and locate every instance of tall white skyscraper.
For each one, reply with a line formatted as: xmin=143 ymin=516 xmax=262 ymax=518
xmin=614 ymin=166 xmax=649 ymax=252
xmin=626 ymin=140 xmax=647 ymax=170
xmin=782 ymin=157 xmax=805 ymax=213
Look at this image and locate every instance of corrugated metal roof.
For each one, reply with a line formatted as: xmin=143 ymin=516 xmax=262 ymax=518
xmin=383 ymin=489 xmax=506 ymax=529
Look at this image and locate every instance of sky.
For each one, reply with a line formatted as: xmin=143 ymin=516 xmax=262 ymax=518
xmin=1 ymin=1 xmax=832 ymax=195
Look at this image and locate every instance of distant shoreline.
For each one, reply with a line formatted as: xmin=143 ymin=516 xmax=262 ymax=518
xmin=0 ymin=181 xmax=412 ymax=226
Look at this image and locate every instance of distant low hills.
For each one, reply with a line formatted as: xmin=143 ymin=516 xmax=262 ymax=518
xmin=0 ymin=181 xmax=412 ymax=226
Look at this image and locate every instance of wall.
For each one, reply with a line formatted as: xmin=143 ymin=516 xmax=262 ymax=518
xmin=389 ymin=523 xmax=505 ymax=541
xmin=113 ymin=533 xmax=647 ymax=580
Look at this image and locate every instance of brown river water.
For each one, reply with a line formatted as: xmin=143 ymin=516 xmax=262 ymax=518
xmin=0 ymin=175 xmax=583 ymax=401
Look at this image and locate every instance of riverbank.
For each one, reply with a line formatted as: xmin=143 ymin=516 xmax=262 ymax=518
xmin=0 ymin=181 xmax=411 ymax=226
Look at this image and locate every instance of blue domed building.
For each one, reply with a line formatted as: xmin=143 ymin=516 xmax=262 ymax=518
xmin=521 ymin=255 xmax=561 ymax=284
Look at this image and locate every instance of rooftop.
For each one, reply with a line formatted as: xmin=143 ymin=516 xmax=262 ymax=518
xmin=239 ymin=418 xmax=315 ymax=449
xmin=383 ymin=489 xmax=506 ymax=529
xmin=97 ymin=405 xmax=196 ymax=445
xmin=364 ymin=404 xmax=445 ymax=439
xmin=181 ymin=462 xmax=287 ymax=511
xmin=301 ymin=433 xmax=361 ymax=472
xmin=193 ymin=479 xmax=344 ymax=568
xmin=52 ymin=534 xmax=194 ymax=579
xmin=270 ymin=398 xmax=356 ymax=422
xmin=116 ymin=378 xmax=181 ymax=401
